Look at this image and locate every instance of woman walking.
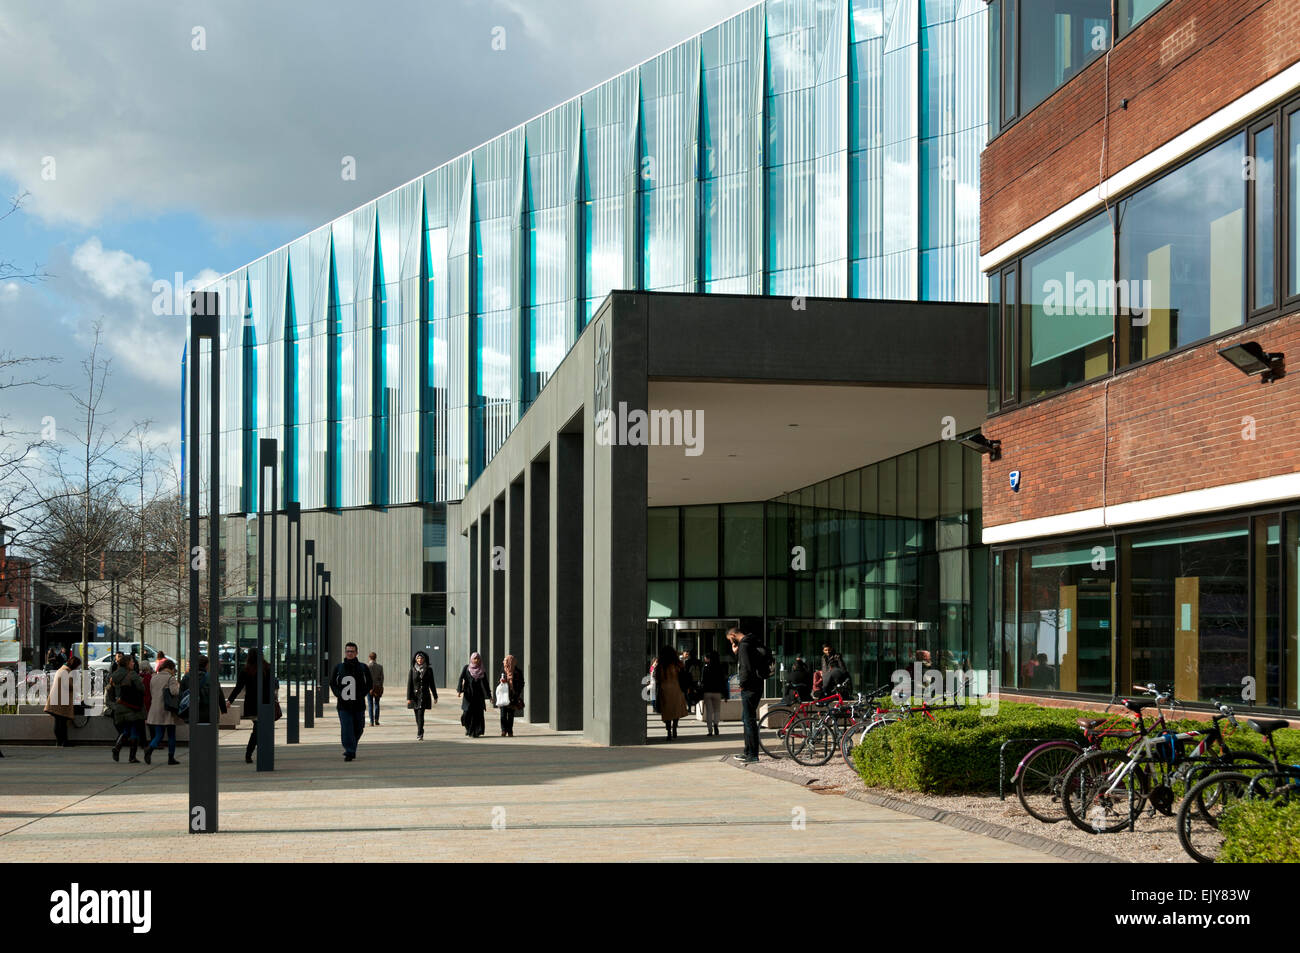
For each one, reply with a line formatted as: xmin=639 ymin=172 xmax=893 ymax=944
xmin=43 ymin=655 xmax=81 ymax=747
xmin=497 ymin=654 xmax=524 ymax=737
xmin=456 ymin=652 xmax=492 ymax=738
xmin=144 ymin=658 xmax=180 ymax=765
xmin=367 ymin=652 xmax=384 ymax=727
xmin=654 ymin=645 xmax=688 ymax=741
xmin=700 ymin=649 xmax=727 ymax=736
xmin=108 ymin=654 xmax=147 ymax=762
xmin=227 ymin=649 xmax=276 ymax=763
xmin=406 ymin=651 xmax=438 ymax=740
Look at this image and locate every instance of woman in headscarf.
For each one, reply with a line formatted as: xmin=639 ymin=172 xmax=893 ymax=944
xmin=456 ymin=651 xmax=492 ymax=739
xmin=654 ymin=645 xmax=688 ymax=741
xmin=406 ymin=651 xmax=438 ymax=741
xmin=497 ymin=654 xmax=524 ymax=737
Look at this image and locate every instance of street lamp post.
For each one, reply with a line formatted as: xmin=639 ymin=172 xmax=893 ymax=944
xmin=187 ymin=292 xmax=220 ymax=833
xmin=303 ymin=539 xmax=315 ymax=728
xmin=255 ymin=437 xmax=278 ymax=772
xmin=315 ymin=563 xmax=326 ymax=720
xmin=286 ymin=502 xmax=300 ymax=744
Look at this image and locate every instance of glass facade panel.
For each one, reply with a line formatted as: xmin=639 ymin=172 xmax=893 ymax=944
xmin=1120 ymin=135 xmax=1246 ymax=363
xmin=1118 ymin=0 xmax=1169 ymax=36
xmin=682 ymin=505 xmax=719 ymax=578
xmin=1290 ymin=108 xmax=1300 ymax=298
xmin=723 ymin=502 xmax=764 ymax=576
xmin=193 ymin=1 xmax=987 ymax=516
xmin=1253 ymin=125 xmax=1276 ymax=312
xmin=648 ymin=507 xmax=680 ymax=579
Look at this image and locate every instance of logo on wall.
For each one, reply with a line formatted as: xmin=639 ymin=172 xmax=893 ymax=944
xmin=593 ymin=321 xmax=611 ymax=418
xmin=1009 ymin=470 xmax=1022 ymax=493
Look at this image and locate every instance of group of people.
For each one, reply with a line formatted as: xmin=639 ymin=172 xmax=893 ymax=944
xmin=322 ymin=644 xmax=526 ymax=761
xmin=41 ymin=640 xmax=529 ymax=762
xmin=782 ymin=643 xmax=853 ymax=704
xmin=650 ymin=646 xmax=728 ymax=740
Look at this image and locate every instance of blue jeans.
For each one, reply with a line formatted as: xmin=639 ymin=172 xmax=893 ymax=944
xmin=338 ymin=709 xmax=366 ymax=755
xmin=740 ymin=689 xmax=761 ymax=758
xmin=367 ymin=693 xmax=380 ymax=725
xmin=148 ymin=724 xmax=176 ymax=757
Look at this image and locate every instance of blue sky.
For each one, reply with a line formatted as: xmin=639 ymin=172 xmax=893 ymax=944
xmin=0 ymin=0 xmax=749 ymax=477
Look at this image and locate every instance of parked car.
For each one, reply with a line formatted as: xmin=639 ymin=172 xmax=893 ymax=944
xmin=85 ymin=642 xmax=159 ymax=672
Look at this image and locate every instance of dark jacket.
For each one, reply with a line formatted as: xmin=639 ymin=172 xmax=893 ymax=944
xmin=821 ymin=666 xmax=852 ymax=699
xmin=736 ymin=636 xmax=764 ymax=693
xmin=407 ymin=659 xmax=439 ymax=710
xmin=197 ymin=670 xmax=227 ymax=719
xmin=330 ymin=658 xmax=373 ymax=713
xmin=700 ymin=660 xmax=728 ymax=695
xmin=457 ymin=666 xmax=492 ymax=710
xmin=787 ymin=662 xmax=812 ymax=701
xmin=227 ymin=662 xmax=275 ymax=711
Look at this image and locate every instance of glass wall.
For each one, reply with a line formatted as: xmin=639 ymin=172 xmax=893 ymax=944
xmin=988 ymin=93 xmax=1300 ymax=409
xmin=1118 ymin=0 xmax=1170 ymax=37
xmin=996 ymin=511 xmax=1300 ymax=712
xmin=647 ymin=503 xmax=764 ymax=619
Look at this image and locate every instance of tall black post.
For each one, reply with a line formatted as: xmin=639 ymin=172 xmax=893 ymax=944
xmin=304 ymin=539 xmax=315 ymax=728
xmin=315 ymin=563 xmax=326 ymax=719
xmin=187 ymin=293 xmax=220 ymax=833
xmin=286 ymin=502 xmax=300 ymax=744
xmin=256 ymin=437 xmax=277 ymax=771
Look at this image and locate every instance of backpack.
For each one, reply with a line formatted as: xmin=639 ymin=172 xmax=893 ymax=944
xmin=752 ymin=642 xmax=774 ymax=680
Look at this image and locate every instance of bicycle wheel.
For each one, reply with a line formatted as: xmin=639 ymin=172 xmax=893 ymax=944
xmin=785 ymin=714 xmax=835 ymax=766
xmin=1176 ymin=771 xmax=1251 ymax=864
xmin=1061 ymin=749 xmax=1150 ymax=834
xmin=839 ymin=714 xmax=897 ymax=767
xmin=757 ymin=707 xmax=793 ymax=759
xmin=1014 ymin=741 xmax=1085 ymax=824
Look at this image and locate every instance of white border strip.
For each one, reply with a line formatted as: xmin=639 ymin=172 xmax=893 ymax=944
xmin=983 ymin=473 xmax=1300 ymax=545
xmin=980 ymin=61 xmax=1300 ymax=273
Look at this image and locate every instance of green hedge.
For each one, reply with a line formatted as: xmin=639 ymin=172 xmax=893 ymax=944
xmin=849 ymin=701 xmax=1300 ymax=796
xmin=1218 ymin=798 xmax=1300 ymax=863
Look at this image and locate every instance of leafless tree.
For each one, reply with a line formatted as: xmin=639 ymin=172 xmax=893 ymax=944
xmin=1 ymin=192 xmax=51 ymax=283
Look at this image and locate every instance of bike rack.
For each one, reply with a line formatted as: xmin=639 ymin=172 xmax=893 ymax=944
xmin=997 ymin=737 xmax=1074 ymax=800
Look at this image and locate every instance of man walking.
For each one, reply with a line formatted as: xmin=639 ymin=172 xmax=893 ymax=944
xmin=366 ymin=651 xmax=384 ymax=726
xmin=330 ymin=642 xmax=373 ymax=761
xmin=727 ymin=627 xmax=768 ymax=764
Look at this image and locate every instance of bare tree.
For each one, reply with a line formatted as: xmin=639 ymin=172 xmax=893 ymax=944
xmin=0 ymin=193 xmax=51 ymax=283
xmin=0 ymin=351 xmax=61 ymax=605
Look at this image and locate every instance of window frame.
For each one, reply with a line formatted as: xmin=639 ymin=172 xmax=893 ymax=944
xmin=986 ymin=91 xmax=1300 ymax=416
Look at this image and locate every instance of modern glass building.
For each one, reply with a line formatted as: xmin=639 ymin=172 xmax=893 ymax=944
xmin=185 ymin=0 xmax=992 ymax=738
xmin=189 ymin=0 xmax=988 ymax=515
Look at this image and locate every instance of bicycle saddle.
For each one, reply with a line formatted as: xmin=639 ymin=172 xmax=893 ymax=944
xmin=1122 ymin=698 xmax=1155 ymax=712
xmin=1248 ymin=718 xmax=1291 ymax=736
xmin=1076 ymin=718 xmax=1104 ymax=729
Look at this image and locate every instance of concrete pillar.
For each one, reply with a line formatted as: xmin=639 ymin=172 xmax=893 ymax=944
xmin=507 ymin=479 xmax=525 ymax=663
xmin=491 ymin=493 xmax=506 ymax=678
xmin=467 ymin=521 xmax=478 ymax=667
xmin=552 ymin=430 xmax=583 ymax=731
xmin=478 ymin=508 xmax=491 ymax=666
xmin=527 ymin=458 xmax=550 ymax=723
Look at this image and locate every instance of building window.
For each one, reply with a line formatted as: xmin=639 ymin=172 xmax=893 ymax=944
xmin=987 ymin=93 xmax=1300 ymax=409
xmin=1117 ymin=0 xmax=1169 ymax=37
xmin=989 ymin=0 xmax=1111 ymax=133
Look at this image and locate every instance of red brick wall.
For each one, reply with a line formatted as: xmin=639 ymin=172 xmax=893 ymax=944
xmin=983 ymin=308 xmax=1300 ymax=530
xmin=981 ymin=0 xmax=1300 ymax=255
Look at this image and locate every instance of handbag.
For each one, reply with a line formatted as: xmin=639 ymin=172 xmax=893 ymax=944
xmin=163 ymin=687 xmax=180 ymax=715
xmin=512 ymin=699 xmax=525 ymax=713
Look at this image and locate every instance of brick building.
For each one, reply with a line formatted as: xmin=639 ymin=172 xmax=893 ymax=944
xmin=0 ymin=523 xmax=33 ymax=665
xmin=978 ymin=0 xmax=1300 ymax=712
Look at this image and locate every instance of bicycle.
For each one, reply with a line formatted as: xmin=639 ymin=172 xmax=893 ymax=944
xmin=837 ymin=688 xmax=967 ymax=768
xmin=1060 ymin=685 xmax=1268 ymax=834
xmin=757 ymin=693 xmax=844 ymax=760
xmin=784 ymin=693 xmax=877 ymax=766
xmin=1176 ymin=717 xmax=1300 ymax=863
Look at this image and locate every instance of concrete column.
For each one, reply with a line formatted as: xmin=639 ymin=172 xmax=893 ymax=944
xmin=507 ymin=479 xmax=525 ymax=663
xmin=491 ymin=493 xmax=506 ymax=678
xmin=467 ymin=521 xmax=478 ymax=666
xmin=478 ymin=509 xmax=491 ymax=666
xmin=527 ymin=457 xmax=550 ymax=723
xmin=552 ymin=429 xmax=584 ymax=731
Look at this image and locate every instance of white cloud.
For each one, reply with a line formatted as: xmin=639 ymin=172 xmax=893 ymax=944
xmin=71 ymin=237 xmax=152 ymax=300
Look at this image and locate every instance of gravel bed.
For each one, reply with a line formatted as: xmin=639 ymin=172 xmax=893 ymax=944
xmin=752 ymin=752 xmax=1195 ymax=863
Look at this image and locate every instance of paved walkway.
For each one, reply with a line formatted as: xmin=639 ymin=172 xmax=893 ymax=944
xmin=0 ymin=711 xmax=1056 ymax=862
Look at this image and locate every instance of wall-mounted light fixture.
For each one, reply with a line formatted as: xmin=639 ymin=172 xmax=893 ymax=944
xmin=1219 ymin=341 xmax=1284 ymax=383
xmin=958 ymin=430 xmax=1002 ymax=461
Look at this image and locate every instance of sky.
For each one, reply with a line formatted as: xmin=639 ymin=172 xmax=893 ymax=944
xmin=0 ymin=0 xmax=752 ymax=484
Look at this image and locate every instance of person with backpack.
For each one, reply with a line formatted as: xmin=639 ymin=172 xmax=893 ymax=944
xmin=727 ymin=627 xmax=771 ymax=763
